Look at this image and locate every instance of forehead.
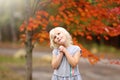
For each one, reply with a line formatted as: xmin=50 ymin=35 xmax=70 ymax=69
xmin=54 ymin=29 xmax=61 ymax=34
xmin=51 ymin=29 xmax=62 ymax=38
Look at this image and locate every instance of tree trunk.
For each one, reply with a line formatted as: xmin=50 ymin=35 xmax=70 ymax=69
xmin=25 ymin=0 xmax=33 ymax=80
xmin=25 ymin=31 xmax=33 ymax=80
xmin=0 ymin=27 xmax=2 ymax=42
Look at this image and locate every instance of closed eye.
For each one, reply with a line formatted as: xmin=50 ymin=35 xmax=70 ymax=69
xmin=54 ymin=36 xmax=56 ymax=39
xmin=58 ymin=32 xmax=60 ymax=35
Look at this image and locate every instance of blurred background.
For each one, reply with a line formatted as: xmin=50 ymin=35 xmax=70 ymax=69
xmin=0 ymin=0 xmax=120 ymax=80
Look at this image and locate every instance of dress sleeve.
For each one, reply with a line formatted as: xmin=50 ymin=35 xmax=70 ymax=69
xmin=52 ymin=49 xmax=59 ymax=55
xmin=75 ymin=46 xmax=82 ymax=54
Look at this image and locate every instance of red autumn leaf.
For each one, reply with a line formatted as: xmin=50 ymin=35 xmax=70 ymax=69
xmin=65 ymin=20 xmax=70 ymax=25
xmin=36 ymin=15 xmax=41 ymax=19
xmin=49 ymin=16 xmax=55 ymax=21
xmin=104 ymin=36 xmax=109 ymax=40
xmin=86 ymin=35 xmax=92 ymax=40
xmin=27 ymin=26 xmax=32 ymax=31
xmin=53 ymin=22 xmax=59 ymax=26
xmin=19 ymin=24 xmax=25 ymax=32
xmin=59 ymin=5 xmax=66 ymax=11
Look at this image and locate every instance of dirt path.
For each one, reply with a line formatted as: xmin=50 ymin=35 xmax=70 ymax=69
xmin=0 ymin=47 xmax=120 ymax=80
xmin=11 ymin=59 xmax=120 ymax=80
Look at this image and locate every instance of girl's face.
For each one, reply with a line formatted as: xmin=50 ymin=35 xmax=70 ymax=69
xmin=53 ymin=29 xmax=66 ymax=45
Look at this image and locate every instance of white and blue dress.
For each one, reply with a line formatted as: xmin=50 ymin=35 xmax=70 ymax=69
xmin=51 ymin=45 xmax=82 ymax=80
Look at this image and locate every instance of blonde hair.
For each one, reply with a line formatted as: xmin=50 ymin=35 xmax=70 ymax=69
xmin=49 ymin=27 xmax=73 ymax=49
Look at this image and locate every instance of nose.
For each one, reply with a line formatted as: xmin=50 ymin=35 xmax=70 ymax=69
xmin=56 ymin=35 xmax=59 ymax=39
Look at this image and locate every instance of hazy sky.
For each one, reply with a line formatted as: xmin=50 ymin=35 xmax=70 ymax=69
xmin=0 ymin=0 xmax=25 ymax=24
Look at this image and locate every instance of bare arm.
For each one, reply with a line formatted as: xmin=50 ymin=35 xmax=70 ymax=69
xmin=59 ymin=46 xmax=81 ymax=68
xmin=51 ymin=52 xmax=63 ymax=69
xmin=64 ymin=50 xmax=81 ymax=68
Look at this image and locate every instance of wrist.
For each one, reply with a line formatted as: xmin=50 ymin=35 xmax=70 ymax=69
xmin=59 ymin=52 xmax=63 ymax=55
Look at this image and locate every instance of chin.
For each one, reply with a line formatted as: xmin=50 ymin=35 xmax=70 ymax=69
xmin=61 ymin=42 xmax=66 ymax=45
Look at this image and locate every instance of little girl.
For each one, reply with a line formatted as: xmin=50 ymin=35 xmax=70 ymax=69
xmin=49 ymin=27 xmax=82 ymax=80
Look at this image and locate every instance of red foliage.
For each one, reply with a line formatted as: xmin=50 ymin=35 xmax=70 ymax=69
xmin=19 ymin=0 xmax=120 ymax=64
xmin=74 ymin=41 xmax=100 ymax=64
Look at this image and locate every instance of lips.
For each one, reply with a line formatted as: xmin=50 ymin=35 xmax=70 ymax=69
xmin=58 ymin=39 xmax=61 ymax=42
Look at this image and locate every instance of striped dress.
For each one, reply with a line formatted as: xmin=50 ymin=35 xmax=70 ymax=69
xmin=51 ymin=45 xmax=82 ymax=80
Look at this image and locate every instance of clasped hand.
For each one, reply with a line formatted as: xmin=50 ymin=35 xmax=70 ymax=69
xmin=58 ymin=45 xmax=66 ymax=53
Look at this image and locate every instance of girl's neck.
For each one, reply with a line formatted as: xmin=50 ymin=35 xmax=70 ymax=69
xmin=58 ymin=44 xmax=72 ymax=48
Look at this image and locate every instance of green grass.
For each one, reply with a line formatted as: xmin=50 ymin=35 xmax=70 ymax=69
xmin=0 ymin=55 xmax=25 ymax=65
xmin=0 ymin=54 xmax=52 ymax=80
xmin=83 ymin=43 xmax=120 ymax=58
xmin=0 ymin=55 xmax=25 ymax=80
xmin=0 ymin=66 xmax=25 ymax=80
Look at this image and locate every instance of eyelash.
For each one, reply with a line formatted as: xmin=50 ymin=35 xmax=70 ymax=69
xmin=54 ymin=36 xmax=56 ymax=39
xmin=54 ymin=32 xmax=60 ymax=39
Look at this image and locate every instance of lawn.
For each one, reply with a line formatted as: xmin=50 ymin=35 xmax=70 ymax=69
xmin=0 ymin=53 xmax=51 ymax=80
xmin=0 ymin=54 xmax=25 ymax=80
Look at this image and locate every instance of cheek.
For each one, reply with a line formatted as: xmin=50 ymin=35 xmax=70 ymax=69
xmin=61 ymin=37 xmax=66 ymax=43
xmin=63 ymin=36 xmax=67 ymax=41
xmin=53 ymin=38 xmax=57 ymax=43
xmin=53 ymin=39 xmax=56 ymax=42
